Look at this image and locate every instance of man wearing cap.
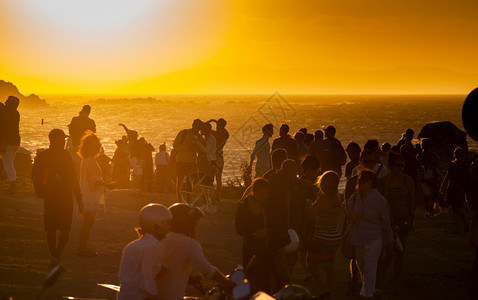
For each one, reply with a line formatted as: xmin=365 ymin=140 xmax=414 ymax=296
xmin=68 ymin=105 xmax=96 ymax=153
xmin=32 ymin=129 xmax=83 ymax=265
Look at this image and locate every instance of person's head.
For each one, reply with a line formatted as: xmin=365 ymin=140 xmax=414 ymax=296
xmin=316 ymin=171 xmax=339 ymax=198
xmin=280 ymin=124 xmax=290 ymax=137
xmin=314 ymin=130 xmax=324 ymax=141
xmin=305 ymin=133 xmax=314 ymax=147
xmin=360 ymin=149 xmax=376 ymax=169
xmin=346 ymin=142 xmax=361 ymax=161
xmin=192 ymin=119 xmax=203 ymax=133
xmin=364 ymin=139 xmax=381 ymax=161
xmin=421 ymin=138 xmax=432 ymax=152
xmin=139 ymin=137 xmax=146 ymax=144
xmin=357 ymin=169 xmax=378 ymax=194
xmin=138 ymin=203 xmax=172 ymax=239
xmin=381 ymin=142 xmax=391 ymax=153
xmin=159 ymin=143 xmax=166 ymax=152
xmin=262 ymin=123 xmax=274 ymax=137
xmin=453 ymin=147 xmax=466 ymax=161
xmin=168 ymin=203 xmax=204 ymax=238
xmin=217 ymin=118 xmax=227 ymax=129
xmin=405 ymin=128 xmax=414 ymax=140
xmin=48 ymin=129 xmax=68 ymax=149
xmin=201 ymin=122 xmax=212 ymax=136
xmin=130 ymin=130 xmax=138 ymax=141
xmin=301 ymin=155 xmax=319 ymax=175
xmin=78 ymin=131 xmax=101 ymax=158
xmin=280 ymin=159 xmax=299 ymax=181
xmin=294 ymin=131 xmax=305 ymax=144
xmin=5 ymin=96 xmax=20 ymax=110
xmin=271 ymin=148 xmax=288 ymax=170
xmin=388 ymin=152 xmax=405 ymax=175
xmin=251 ymin=177 xmax=270 ymax=205
xmin=299 ymin=128 xmax=308 ymax=135
xmin=324 ymin=126 xmax=336 ymax=138
xmin=80 ymin=105 xmax=91 ymax=117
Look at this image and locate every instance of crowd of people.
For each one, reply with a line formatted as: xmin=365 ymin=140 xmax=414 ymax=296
xmin=1 ymin=99 xmax=478 ymax=299
xmin=238 ymin=123 xmax=478 ymax=299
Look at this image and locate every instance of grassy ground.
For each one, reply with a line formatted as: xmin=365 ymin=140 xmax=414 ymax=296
xmin=0 ymin=172 xmax=475 ymax=299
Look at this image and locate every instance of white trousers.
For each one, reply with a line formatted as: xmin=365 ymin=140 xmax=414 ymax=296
xmin=2 ymin=145 xmax=18 ymax=182
xmin=355 ymin=239 xmax=382 ymax=298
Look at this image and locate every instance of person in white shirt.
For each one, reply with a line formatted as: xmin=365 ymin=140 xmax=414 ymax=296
xmin=157 ymin=203 xmax=231 ymax=300
xmin=118 ymin=203 xmax=172 ymax=300
xmin=248 ymin=123 xmax=274 ymax=178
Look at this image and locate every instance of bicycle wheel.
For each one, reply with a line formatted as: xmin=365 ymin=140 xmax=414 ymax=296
xmin=179 ymin=171 xmax=216 ymax=210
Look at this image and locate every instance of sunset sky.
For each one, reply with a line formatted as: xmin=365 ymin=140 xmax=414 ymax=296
xmin=1 ymin=0 xmax=477 ymax=94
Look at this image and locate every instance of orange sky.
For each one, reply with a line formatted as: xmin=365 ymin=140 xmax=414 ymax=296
xmin=1 ymin=0 xmax=477 ymax=94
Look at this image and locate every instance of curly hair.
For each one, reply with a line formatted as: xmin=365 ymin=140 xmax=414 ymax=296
xmin=78 ymin=131 xmax=101 ymax=159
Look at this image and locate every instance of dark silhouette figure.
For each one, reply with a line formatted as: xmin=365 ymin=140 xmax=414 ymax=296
xmin=345 ymin=142 xmax=361 ymax=179
xmin=294 ymin=131 xmax=309 ymax=160
xmin=112 ymin=137 xmax=130 ymax=188
xmin=272 ymin=124 xmax=298 ymax=161
xmin=209 ymin=118 xmax=229 ymax=203
xmin=263 ymin=148 xmax=288 ymax=180
xmin=417 ymin=138 xmax=441 ymax=216
xmin=96 ymin=147 xmax=112 ymax=183
xmin=31 ymin=129 xmax=83 ymax=265
xmin=322 ymin=126 xmax=346 ymax=178
xmin=304 ymin=133 xmax=314 ymax=148
xmin=248 ymin=123 xmax=274 ymax=178
xmin=68 ymin=105 xmax=96 ymax=153
xmin=397 ymin=128 xmax=415 ymax=156
xmin=155 ymin=143 xmax=170 ymax=193
xmin=309 ymin=130 xmax=325 ymax=171
xmin=139 ymin=137 xmax=155 ymax=192
xmin=119 ymin=124 xmax=142 ymax=188
xmin=2 ymin=96 xmax=21 ymax=193
xmin=173 ymin=119 xmax=202 ymax=201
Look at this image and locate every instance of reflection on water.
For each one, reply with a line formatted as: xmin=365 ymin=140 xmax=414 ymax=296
xmin=19 ymin=94 xmax=476 ymax=183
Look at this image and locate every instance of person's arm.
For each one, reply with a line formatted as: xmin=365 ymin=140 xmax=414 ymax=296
xmin=118 ymin=124 xmax=133 ymax=142
xmin=141 ymin=245 xmax=161 ymax=299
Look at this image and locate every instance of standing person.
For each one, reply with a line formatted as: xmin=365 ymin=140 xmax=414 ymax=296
xmin=272 ymin=124 xmax=298 ymax=162
xmin=119 ymin=124 xmax=142 ymax=188
xmin=400 ymin=144 xmax=420 ymax=187
xmin=155 ymin=143 xmax=170 ymax=193
xmin=235 ymin=178 xmax=272 ymax=292
xmin=173 ymin=119 xmax=202 ymax=201
xmin=248 ymin=123 xmax=274 ymax=178
xmin=157 ymin=203 xmax=231 ymax=300
xmin=294 ymin=131 xmax=309 ymax=160
xmin=397 ymin=129 xmax=415 ymax=156
xmin=68 ymin=105 xmax=96 ymax=153
xmin=305 ymin=133 xmax=314 ymax=148
xmin=2 ymin=96 xmax=20 ymax=193
xmin=209 ymin=118 xmax=229 ymax=203
xmin=111 ymin=137 xmax=130 ymax=189
xmin=377 ymin=152 xmax=415 ymax=288
xmin=309 ymin=130 xmax=325 ymax=171
xmin=381 ymin=142 xmax=392 ymax=166
xmin=322 ymin=126 xmax=347 ymax=178
xmin=345 ymin=142 xmax=361 ymax=179
xmin=307 ymin=171 xmax=341 ymax=299
xmin=96 ymin=147 xmax=111 ymax=183
xmin=267 ymin=159 xmax=306 ymax=290
xmin=139 ymin=137 xmax=155 ymax=192
xmin=417 ymin=138 xmax=441 ymax=217
xmin=352 ymin=140 xmax=388 ymax=178
xmin=31 ymin=129 xmax=83 ymax=265
xmin=440 ymin=147 xmax=470 ymax=233
xmin=347 ymin=170 xmax=394 ymax=299
xmin=77 ymin=132 xmax=115 ymax=257
xmin=118 ymin=203 xmax=172 ymax=300
xmin=195 ymin=122 xmax=218 ymax=212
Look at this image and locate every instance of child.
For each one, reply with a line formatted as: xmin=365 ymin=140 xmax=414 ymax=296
xmin=155 ymin=143 xmax=170 ymax=193
xmin=118 ymin=203 xmax=172 ymax=300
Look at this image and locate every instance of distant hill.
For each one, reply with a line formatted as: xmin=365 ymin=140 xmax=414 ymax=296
xmin=0 ymin=80 xmax=47 ymax=108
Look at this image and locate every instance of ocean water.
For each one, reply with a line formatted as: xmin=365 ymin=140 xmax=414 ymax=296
xmin=18 ymin=94 xmax=477 ymax=183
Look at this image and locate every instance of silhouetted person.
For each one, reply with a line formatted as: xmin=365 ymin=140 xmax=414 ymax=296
xmin=263 ymin=148 xmax=288 ymax=180
xmin=417 ymin=138 xmax=441 ymax=217
xmin=294 ymin=131 xmax=309 ymax=160
xmin=299 ymin=128 xmax=308 ymax=135
xmin=2 ymin=96 xmax=20 ymax=194
xmin=345 ymin=142 xmax=361 ymax=179
xmin=195 ymin=122 xmax=218 ymax=212
xmin=248 ymin=123 xmax=273 ymax=178
xmin=31 ymin=129 xmax=83 ymax=265
xmin=381 ymin=142 xmax=392 ymax=166
xmin=96 ymin=147 xmax=112 ymax=183
xmin=322 ymin=126 xmax=347 ymax=177
xmin=119 ymin=124 xmax=142 ymax=188
xmin=155 ymin=143 xmax=170 ymax=193
xmin=0 ymin=102 xmax=7 ymax=168
xmin=309 ymin=130 xmax=325 ymax=170
xmin=140 ymin=137 xmax=155 ymax=192
xmin=397 ymin=128 xmax=415 ymax=156
xmin=272 ymin=124 xmax=298 ymax=161
xmin=77 ymin=132 xmax=115 ymax=257
xmin=304 ymin=133 xmax=314 ymax=148
xmin=112 ymin=137 xmax=130 ymax=188
xmin=352 ymin=140 xmax=388 ymax=178
xmin=173 ymin=119 xmax=202 ymax=201
xmin=440 ymin=147 xmax=470 ymax=233
xmin=68 ymin=105 xmax=96 ymax=153
xmin=209 ymin=118 xmax=229 ymax=203
xmin=400 ymin=144 xmax=420 ymax=186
